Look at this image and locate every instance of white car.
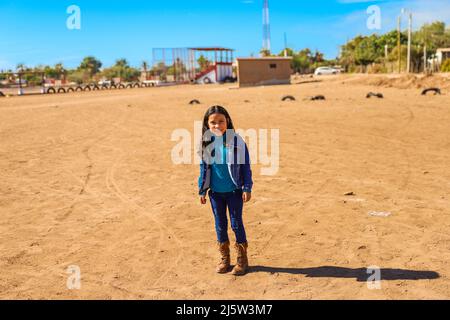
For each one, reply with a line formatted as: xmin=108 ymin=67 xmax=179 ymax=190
xmin=314 ymin=67 xmax=340 ymax=76
xmin=98 ymin=80 xmax=112 ymax=86
xmin=142 ymin=80 xmax=161 ymax=87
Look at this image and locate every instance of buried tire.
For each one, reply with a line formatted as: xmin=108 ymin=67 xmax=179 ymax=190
xmin=203 ymin=77 xmax=212 ymax=84
xmin=223 ymin=76 xmax=235 ymax=83
xmin=67 ymin=87 xmax=75 ymax=93
xmin=366 ymin=92 xmax=384 ymax=99
xmin=0 ymin=91 xmax=4 ymax=97
xmin=189 ymin=99 xmax=201 ymax=105
xmin=47 ymin=87 xmax=56 ymax=94
xmin=422 ymin=87 xmax=441 ymax=95
xmin=310 ymin=95 xmax=326 ymax=101
xmin=281 ymin=95 xmax=296 ymax=101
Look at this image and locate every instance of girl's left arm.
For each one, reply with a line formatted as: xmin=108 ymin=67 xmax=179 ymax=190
xmin=242 ymin=143 xmax=253 ymax=193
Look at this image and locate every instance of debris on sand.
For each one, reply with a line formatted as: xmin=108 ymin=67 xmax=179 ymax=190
xmin=366 ymin=92 xmax=384 ymax=99
xmin=368 ymin=211 xmax=391 ymax=217
xmin=310 ymin=95 xmax=325 ymax=101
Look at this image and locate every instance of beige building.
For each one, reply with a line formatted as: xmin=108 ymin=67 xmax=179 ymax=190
xmin=237 ymin=57 xmax=293 ymax=87
xmin=436 ymin=48 xmax=450 ymax=64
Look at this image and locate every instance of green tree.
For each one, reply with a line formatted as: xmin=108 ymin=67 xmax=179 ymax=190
xmin=43 ymin=64 xmax=66 ymax=79
xmin=259 ymin=49 xmax=271 ymax=57
xmin=354 ymin=35 xmax=379 ymax=67
xmin=415 ymin=22 xmax=450 ymax=52
xmin=16 ymin=63 xmax=27 ymax=72
xmin=78 ymin=56 xmax=102 ymax=77
xmin=150 ymin=62 xmax=168 ymax=80
xmin=441 ymin=59 xmax=450 ymax=72
xmin=67 ymin=70 xmax=85 ymax=84
xmin=197 ymin=55 xmax=211 ymax=71
xmin=100 ymin=58 xmax=140 ymax=82
xmin=114 ymin=59 xmax=129 ymax=68
xmin=312 ymin=50 xmax=324 ymax=64
xmin=277 ymin=47 xmax=330 ymax=74
xmin=278 ymin=48 xmax=295 ymax=57
xmin=377 ymin=30 xmax=407 ymax=55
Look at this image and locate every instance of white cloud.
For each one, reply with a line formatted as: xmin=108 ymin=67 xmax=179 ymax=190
xmin=404 ymin=0 xmax=450 ymax=27
xmin=298 ymin=0 xmax=450 ymax=58
xmin=335 ymin=0 xmax=450 ymax=34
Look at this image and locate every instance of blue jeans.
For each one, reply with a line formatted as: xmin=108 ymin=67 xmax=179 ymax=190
xmin=208 ymin=189 xmax=247 ymax=244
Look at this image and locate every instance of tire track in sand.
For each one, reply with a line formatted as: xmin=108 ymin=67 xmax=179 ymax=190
xmin=104 ymin=144 xmax=184 ymax=297
xmin=54 ymin=110 xmax=130 ymax=222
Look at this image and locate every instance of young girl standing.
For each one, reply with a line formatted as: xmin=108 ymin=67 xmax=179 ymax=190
xmin=198 ymin=105 xmax=253 ymax=276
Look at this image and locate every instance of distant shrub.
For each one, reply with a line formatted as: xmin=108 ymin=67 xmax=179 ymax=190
xmin=67 ymin=70 xmax=86 ymax=85
xmin=369 ymin=64 xmax=388 ymax=74
xmin=441 ymin=59 xmax=450 ymax=72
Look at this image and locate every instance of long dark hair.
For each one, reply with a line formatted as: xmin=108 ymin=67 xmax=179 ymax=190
xmin=200 ymin=105 xmax=235 ymax=152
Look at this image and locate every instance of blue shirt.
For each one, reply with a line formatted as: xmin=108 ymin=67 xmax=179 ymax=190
xmin=210 ymin=143 xmax=237 ymax=193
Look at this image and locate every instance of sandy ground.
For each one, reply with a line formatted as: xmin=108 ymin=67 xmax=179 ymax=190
xmin=1 ymin=75 xmax=450 ymax=300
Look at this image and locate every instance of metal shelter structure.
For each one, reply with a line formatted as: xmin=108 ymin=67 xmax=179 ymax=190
xmin=151 ymin=47 xmax=234 ymax=83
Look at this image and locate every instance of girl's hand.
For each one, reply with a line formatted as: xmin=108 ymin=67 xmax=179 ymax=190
xmin=242 ymin=192 xmax=251 ymax=203
xmin=200 ymin=196 xmax=207 ymax=205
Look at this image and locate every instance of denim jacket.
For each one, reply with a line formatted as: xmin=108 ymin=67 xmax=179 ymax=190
xmin=198 ymin=132 xmax=253 ymax=196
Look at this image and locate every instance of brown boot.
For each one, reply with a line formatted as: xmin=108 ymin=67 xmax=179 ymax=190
xmin=231 ymin=242 xmax=248 ymax=276
xmin=216 ymin=241 xmax=231 ymax=273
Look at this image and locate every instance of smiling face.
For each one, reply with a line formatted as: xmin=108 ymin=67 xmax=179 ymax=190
xmin=208 ymin=113 xmax=228 ymax=136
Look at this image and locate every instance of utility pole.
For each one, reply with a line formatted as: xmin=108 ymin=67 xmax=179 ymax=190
xmin=423 ymin=45 xmax=427 ymax=73
xmin=397 ymin=15 xmax=401 ymax=73
xmin=18 ymin=72 xmax=23 ymax=96
xmin=41 ymin=73 xmax=45 ymax=94
xmin=407 ymin=13 xmax=412 ymax=73
xmin=384 ymin=44 xmax=388 ymax=70
xmin=284 ymin=32 xmax=288 ymax=57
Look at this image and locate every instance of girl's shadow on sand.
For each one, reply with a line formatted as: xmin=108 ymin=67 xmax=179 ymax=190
xmin=249 ymin=266 xmax=439 ymax=281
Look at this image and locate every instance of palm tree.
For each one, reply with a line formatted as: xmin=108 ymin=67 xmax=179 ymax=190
xmin=16 ymin=63 xmax=26 ymax=72
xmin=54 ymin=63 xmax=66 ymax=81
xmin=141 ymin=61 xmax=148 ymax=72
xmin=141 ymin=61 xmax=149 ymax=81
xmin=260 ymin=49 xmax=271 ymax=57
xmin=115 ymin=59 xmax=129 ymax=68
xmin=79 ymin=56 xmax=102 ymax=77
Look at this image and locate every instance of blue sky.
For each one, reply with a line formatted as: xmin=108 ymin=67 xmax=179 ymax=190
xmin=1 ymin=0 xmax=449 ymax=70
